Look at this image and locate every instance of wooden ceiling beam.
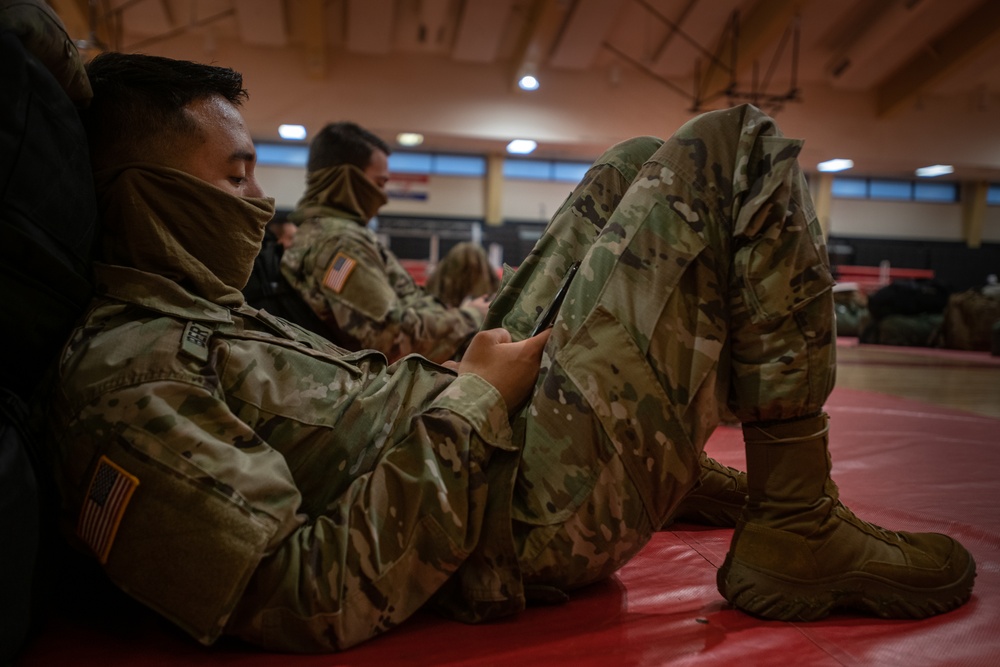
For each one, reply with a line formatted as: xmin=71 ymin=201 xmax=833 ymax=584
xmin=509 ymin=0 xmax=571 ymax=91
xmin=302 ymin=0 xmax=327 ymax=79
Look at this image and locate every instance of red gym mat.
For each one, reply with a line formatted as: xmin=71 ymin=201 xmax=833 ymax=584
xmin=16 ymin=386 xmax=1000 ymax=666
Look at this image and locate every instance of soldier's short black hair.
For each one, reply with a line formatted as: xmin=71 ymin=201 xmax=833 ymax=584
xmin=82 ymin=52 xmax=248 ymax=169
xmin=307 ymin=121 xmax=391 ymax=174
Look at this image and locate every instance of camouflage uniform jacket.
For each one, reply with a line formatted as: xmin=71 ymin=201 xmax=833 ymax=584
xmin=50 ymin=261 xmax=521 ymax=650
xmin=281 ymin=210 xmax=483 ymax=363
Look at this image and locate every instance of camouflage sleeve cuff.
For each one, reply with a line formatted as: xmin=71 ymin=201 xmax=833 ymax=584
xmin=432 ymin=373 xmax=516 ymax=452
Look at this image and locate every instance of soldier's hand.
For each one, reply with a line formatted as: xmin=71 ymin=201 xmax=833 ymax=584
xmin=458 ymin=327 xmax=550 ymax=413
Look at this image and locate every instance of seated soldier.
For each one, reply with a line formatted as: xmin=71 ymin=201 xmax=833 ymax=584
xmin=425 ymin=241 xmax=501 ymax=309
xmin=46 ymin=52 xmax=975 ymax=653
xmin=281 ymin=121 xmax=490 ymax=363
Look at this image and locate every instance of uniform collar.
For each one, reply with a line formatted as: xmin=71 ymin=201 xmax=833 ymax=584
xmin=93 ymin=263 xmax=235 ymax=324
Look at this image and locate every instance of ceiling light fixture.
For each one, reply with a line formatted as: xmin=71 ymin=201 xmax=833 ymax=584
xmin=278 ymin=124 xmax=307 ymax=140
xmin=518 ymin=74 xmax=540 ymax=91
xmin=817 ymin=158 xmax=854 ymax=173
xmin=397 ymin=132 xmax=424 ymax=147
xmin=915 ymin=164 xmax=954 ymax=178
xmin=506 ymin=139 xmax=537 ymax=155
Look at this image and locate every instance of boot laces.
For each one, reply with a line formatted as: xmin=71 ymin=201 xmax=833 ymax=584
xmin=834 ymin=502 xmax=902 ymax=541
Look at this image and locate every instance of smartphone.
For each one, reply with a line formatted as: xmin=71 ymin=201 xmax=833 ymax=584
xmin=530 ymin=261 xmax=580 ymax=337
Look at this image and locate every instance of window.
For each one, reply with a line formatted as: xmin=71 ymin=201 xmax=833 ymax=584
xmin=831 ymin=177 xmax=867 ymax=199
xmin=255 ymin=143 xmax=308 ymax=167
xmin=504 ymin=159 xmax=594 ymax=182
xmin=504 ymin=159 xmax=553 ymax=180
xmin=913 ymin=181 xmax=958 ymax=203
xmin=553 ymin=162 xmax=591 ymax=183
xmin=389 ymin=153 xmax=433 ymax=174
xmin=387 ymin=152 xmax=485 ymax=176
xmin=987 ymin=184 xmax=1000 ymax=205
xmin=832 ymin=176 xmax=959 ymax=203
xmin=432 ymin=154 xmax=486 ymax=176
xmin=868 ymin=179 xmax=912 ymax=200
xmin=255 ymin=144 xmax=591 ymax=184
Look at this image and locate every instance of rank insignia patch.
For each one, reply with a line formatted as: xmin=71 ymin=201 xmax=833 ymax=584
xmin=323 ymin=252 xmax=358 ymax=293
xmin=78 ymin=456 xmax=139 ymax=564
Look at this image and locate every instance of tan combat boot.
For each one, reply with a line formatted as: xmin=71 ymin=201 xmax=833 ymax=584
xmin=667 ymin=453 xmax=747 ymax=528
xmin=717 ymin=412 xmax=976 ymax=620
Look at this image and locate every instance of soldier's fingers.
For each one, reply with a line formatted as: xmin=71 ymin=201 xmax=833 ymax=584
xmin=523 ymin=327 xmax=551 ymax=354
xmin=477 ymin=327 xmax=513 ymax=346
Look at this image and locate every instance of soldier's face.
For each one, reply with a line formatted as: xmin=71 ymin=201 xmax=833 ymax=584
xmin=364 ymin=148 xmax=390 ymax=193
xmin=171 ymin=94 xmax=266 ymax=199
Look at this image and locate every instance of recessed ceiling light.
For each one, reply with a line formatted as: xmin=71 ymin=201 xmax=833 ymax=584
xmin=396 ymin=132 xmax=424 ymax=147
xmin=817 ymin=158 xmax=854 ymax=172
xmin=506 ymin=139 xmax=537 ymax=155
xmin=518 ymin=74 xmax=539 ymax=91
xmin=915 ymin=164 xmax=954 ymax=177
xmin=278 ymin=124 xmax=307 ymax=140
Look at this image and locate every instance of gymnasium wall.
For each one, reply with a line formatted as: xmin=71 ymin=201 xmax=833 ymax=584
xmin=258 ymin=165 xmax=1000 ymax=290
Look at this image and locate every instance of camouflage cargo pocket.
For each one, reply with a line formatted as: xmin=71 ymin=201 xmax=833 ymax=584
xmin=734 ymin=198 xmax=834 ymax=324
xmin=514 ymin=306 xmax=699 ymax=534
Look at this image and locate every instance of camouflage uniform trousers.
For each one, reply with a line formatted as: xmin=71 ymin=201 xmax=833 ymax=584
xmin=484 ymin=104 xmax=836 ymax=592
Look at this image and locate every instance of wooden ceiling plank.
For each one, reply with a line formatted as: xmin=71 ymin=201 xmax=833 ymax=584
xmin=346 ymin=0 xmax=394 ymax=54
xmin=648 ymin=0 xmax=697 ymax=68
xmin=826 ymin=0 xmax=933 ymax=88
xmin=876 ymin=0 xmax=1000 ymax=117
xmin=452 ymin=0 xmax=514 ymax=63
xmin=234 ymin=0 xmax=288 ymax=47
xmin=548 ymin=0 xmax=625 ymax=70
xmin=649 ymin=0 xmax=741 ymax=78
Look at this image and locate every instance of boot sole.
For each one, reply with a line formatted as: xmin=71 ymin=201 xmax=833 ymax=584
xmin=717 ymin=554 xmax=977 ymax=621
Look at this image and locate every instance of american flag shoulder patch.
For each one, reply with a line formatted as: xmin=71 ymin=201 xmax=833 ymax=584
xmin=323 ymin=252 xmax=358 ymax=294
xmin=77 ymin=455 xmax=139 ymax=564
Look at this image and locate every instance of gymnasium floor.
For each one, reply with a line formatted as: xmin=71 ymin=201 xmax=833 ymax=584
xmin=16 ymin=341 xmax=1000 ymax=667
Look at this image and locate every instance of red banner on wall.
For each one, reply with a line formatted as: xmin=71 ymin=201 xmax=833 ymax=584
xmin=387 ymin=173 xmax=429 ymax=201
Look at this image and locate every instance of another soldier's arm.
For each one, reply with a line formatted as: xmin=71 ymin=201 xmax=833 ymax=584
xmin=315 ymin=235 xmax=482 ymax=363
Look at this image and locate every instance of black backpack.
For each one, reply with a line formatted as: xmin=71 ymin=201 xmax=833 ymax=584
xmin=0 ymin=28 xmax=97 ymax=661
xmin=866 ymin=278 xmax=952 ymax=321
xmin=243 ymin=229 xmax=334 ymax=339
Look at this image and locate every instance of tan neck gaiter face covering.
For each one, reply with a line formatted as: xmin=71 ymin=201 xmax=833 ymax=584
xmin=293 ymin=164 xmax=388 ymax=224
xmin=96 ymin=163 xmax=276 ymax=307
